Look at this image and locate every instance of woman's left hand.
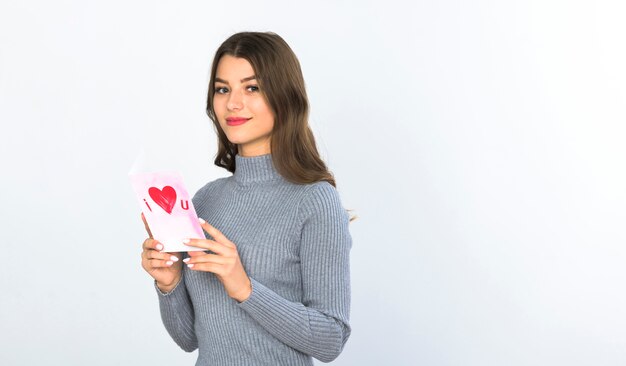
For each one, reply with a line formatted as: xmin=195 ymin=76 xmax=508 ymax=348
xmin=183 ymin=218 xmax=252 ymax=302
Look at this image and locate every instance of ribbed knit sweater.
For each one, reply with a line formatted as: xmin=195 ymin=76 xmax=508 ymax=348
xmin=155 ymin=153 xmax=352 ymax=365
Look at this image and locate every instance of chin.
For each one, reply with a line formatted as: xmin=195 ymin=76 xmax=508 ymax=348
xmin=225 ymin=135 xmax=247 ymax=145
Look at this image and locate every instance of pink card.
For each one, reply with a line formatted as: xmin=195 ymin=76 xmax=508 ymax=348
xmin=129 ymin=172 xmax=205 ymax=252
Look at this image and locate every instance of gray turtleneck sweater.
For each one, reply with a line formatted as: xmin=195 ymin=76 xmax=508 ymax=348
xmin=155 ymin=154 xmax=352 ymax=365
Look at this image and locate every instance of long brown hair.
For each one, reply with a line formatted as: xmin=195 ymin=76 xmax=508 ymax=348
xmin=206 ymin=32 xmax=336 ymax=187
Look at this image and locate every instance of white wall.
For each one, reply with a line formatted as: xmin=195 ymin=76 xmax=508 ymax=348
xmin=1 ymin=0 xmax=625 ymax=365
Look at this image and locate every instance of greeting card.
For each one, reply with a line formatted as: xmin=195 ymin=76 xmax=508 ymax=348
xmin=129 ymin=171 xmax=205 ymax=252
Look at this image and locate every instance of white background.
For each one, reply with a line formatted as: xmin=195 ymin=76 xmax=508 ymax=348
xmin=1 ymin=1 xmax=625 ymax=365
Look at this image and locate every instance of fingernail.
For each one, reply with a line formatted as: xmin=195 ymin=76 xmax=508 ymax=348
xmin=166 ymin=261 xmax=173 ymax=266
xmin=182 ymin=238 xmax=190 ymax=244
xmin=156 ymin=243 xmax=164 ymax=251
xmin=170 ymin=256 xmax=179 ymax=262
xmin=199 ymin=217 xmax=206 ymax=224
xmin=187 ymin=263 xmax=194 ymax=268
xmin=183 ymin=258 xmax=190 ymax=263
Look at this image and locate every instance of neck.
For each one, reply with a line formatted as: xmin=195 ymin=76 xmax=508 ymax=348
xmin=234 ymin=153 xmax=282 ymax=185
xmin=238 ymin=140 xmax=271 ymax=157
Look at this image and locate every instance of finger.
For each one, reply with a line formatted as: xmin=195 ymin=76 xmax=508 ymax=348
xmin=184 ymin=238 xmax=230 ymax=255
xmin=145 ymin=250 xmax=180 ymax=263
xmin=141 ymin=213 xmax=153 ymax=239
xmin=198 ymin=219 xmax=235 ymax=248
xmin=188 ymin=250 xmax=208 ymax=257
xmin=147 ymin=258 xmax=177 ymax=268
xmin=184 ymin=253 xmax=227 ymax=265
xmin=186 ymin=261 xmax=222 ymax=273
xmin=142 ymin=238 xmax=164 ymax=251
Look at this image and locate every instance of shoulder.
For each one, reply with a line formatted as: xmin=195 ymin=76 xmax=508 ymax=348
xmin=301 ymin=181 xmax=342 ymax=203
xmin=192 ymin=176 xmax=231 ymax=202
xmin=297 ymin=181 xmax=348 ymax=224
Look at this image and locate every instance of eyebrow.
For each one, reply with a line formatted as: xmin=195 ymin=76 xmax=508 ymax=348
xmin=214 ymin=75 xmax=256 ymax=84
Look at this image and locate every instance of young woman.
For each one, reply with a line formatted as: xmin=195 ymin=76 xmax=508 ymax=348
xmin=140 ymin=32 xmax=352 ymax=365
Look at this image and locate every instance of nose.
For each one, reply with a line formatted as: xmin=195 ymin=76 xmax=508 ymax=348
xmin=227 ymin=89 xmax=243 ymax=111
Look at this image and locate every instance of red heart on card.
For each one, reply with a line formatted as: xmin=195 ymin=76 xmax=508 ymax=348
xmin=148 ymin=186 xmax=177 ymax=214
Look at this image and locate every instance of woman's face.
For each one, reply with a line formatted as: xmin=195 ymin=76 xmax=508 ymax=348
xmin=213 ymin=55 xmax=275 ymax=157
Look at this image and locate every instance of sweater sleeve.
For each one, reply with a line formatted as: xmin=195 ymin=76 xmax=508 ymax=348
xmin=156 ymin=276 xmax=198 ymax=352
xmin=238 ymin=182 xmax=352 ymax=362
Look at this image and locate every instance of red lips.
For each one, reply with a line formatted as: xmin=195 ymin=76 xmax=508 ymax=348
xmin=226 ymin=117 xmax=251 ymax=126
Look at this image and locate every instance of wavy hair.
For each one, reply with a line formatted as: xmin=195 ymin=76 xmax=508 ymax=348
xmin=205 ymin=32 xmax=336 ymax=187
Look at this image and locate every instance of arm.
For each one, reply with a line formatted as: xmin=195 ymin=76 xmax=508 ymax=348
xmin=139 ymin=214 xmax=197 ymax=352
xmin=156 ymin=277 xmax=198 ymax=352
xmin=237 ymin=183 xmax=352 ymax=362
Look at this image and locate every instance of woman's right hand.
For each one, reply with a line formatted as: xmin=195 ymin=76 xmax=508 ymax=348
xmin=140 ymin=213 xmax=182 ymax=293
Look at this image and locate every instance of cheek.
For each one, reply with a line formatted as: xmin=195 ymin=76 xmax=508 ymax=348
xmin=252 ymin=100 xmax=274 ymax=124
xmin=213 ymin=96 xmax=224 ymax=111
xmin=213 ymin=97 xmax=227 ymax=120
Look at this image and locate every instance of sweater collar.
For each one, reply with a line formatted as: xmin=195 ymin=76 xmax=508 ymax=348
xmin=234 ymin=154 xmax=282 ymax=184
